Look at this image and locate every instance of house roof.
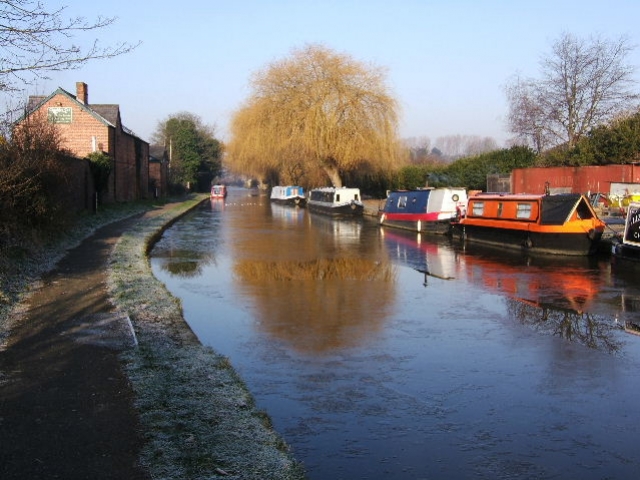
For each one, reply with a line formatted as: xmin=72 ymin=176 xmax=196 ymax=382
xmin=25 ymin=86 xmax=146 ymax=143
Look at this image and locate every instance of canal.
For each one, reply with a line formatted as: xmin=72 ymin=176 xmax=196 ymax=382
xmin=150 ymin=188 xmax=640 ymax=480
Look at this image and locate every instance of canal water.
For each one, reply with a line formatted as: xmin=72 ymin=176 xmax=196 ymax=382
xmin=150 ymin=188 xmax=640 ymax=480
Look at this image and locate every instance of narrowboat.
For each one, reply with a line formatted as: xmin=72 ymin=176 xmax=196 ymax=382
xmin=452 ymin=193 xmax=606 ymax=256
xmin=611 ymin=202 xmax=640 ymax=262
xmin=307 ymin=187 xmax=364 ymax=217
xmin=210 ymin=184 xmax=227 ymax=199
xmin=379 ymin=187 xmax=467 ymax=234
xmin=270 ymin=185 xmax=306 ymax=207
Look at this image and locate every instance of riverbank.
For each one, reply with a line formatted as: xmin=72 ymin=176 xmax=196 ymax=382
xmin=1 ymin=195 xmax=305 ymax=479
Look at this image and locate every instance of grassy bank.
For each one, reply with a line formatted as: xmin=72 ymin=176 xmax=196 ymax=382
xmin=107 ymin=196 xmax=306 ymax=479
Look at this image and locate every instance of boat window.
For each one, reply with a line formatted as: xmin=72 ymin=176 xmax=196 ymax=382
xmin=398 ymin=195 xmax=408 ymax=209
xmin=497 ymin=202 xmax=503 ymax=217
xmin=517 ymin=203 xmax=532 ymax=219
xmin=336 ymin=194 xmax=341 ymax=202
xmin=355 ymin=193 xmax=360 ymax=201
xmin=472 ymin=201 xmax=484 ymax=216
xmin=575 ymin=198 xmax=595 ymax=219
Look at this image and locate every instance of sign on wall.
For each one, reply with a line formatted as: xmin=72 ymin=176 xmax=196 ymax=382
xmin=47 ymin=107 xmax=72 ymax=124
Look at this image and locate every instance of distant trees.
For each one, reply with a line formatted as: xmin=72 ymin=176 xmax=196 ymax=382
xmin=0 ymin=0 xmax=139 ymax=93
xmin=226 ymin=44 xmax=403 ymax=188
xmin=395 ymin=145 xmax=537 ymax=191
xmin=152 ymin=112 xmax=223 ymax=192
xmin=506 ymin=33 xmax=638 ymax=152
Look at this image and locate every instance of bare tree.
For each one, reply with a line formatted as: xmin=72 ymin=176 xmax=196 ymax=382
xmin=506 ymin=33 xmax=638 ymax=151
xmin=226 ymin=44 xmax=402 ymax=188
xmin=0 ymin=0 xmax=139 ymax=93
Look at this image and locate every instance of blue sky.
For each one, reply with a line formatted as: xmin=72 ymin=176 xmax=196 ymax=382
xmin=20 ymin=0 xmax=640 ymax=147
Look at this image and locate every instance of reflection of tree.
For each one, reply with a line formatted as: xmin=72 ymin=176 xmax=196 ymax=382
xmin=507 ymin=298 xmax=621 ymax=353
xmin=234 ymin=258 xmax=396 ymax=353
xmin=155 ymin=248 xmax=216 ymax=278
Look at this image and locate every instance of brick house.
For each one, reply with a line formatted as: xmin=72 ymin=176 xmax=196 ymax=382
xmin=23 ymin=82 xmax=154 ymax=203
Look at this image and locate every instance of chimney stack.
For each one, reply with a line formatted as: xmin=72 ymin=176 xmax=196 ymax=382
xmin=76 ymin=82 xmax=88 ymax=105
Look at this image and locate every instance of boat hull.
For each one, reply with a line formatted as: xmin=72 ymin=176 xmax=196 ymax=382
xmin=307 ymin=202 xmax=364 ymax=217
xmin=453 ymin=223 xmax=603 ymax=256
xmin=379 ymin=214 xmax=453 ymax=235
xmin=271 ymin=197 xmax=306 ymax=207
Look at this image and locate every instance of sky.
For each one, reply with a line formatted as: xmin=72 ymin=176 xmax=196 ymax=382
xmin=15 ymin=0 xmax=640 ymax=148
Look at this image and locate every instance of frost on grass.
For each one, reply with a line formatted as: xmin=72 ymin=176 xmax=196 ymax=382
xmin=108 ymin=197 xmax=306 ymax=480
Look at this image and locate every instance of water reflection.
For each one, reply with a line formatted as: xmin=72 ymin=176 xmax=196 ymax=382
xmin=380 ymin=227 xmax=457 ymax=284
xmin=152 ymin=201 xmax=224 ymax=277
xmin=226 ymin=203 xmax=396 ymax=353
xmin=380 ymin=230 xmax=625 ymax=352
xmin=269 ymin=202 xmax=305 ymax=225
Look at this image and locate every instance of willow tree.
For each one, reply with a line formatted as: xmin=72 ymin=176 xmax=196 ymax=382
xmin=227 ymin=44 xmax=401 ymax=188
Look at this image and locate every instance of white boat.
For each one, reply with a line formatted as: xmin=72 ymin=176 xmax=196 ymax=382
xmin=307 ymin=187 xmax=364 ymax=217
xmin=270 ymin=186 xmax=306 ymax=207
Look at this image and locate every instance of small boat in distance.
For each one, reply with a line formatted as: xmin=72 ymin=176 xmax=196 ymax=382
xmin=379 ymin=187 xmax=467 ymax=235
xmin=307 ymin=187 xmax=364 ymax=217
xmin=210 ymin=184 xmax=227 ymax=199
xmin=270 ymin=185 xmax=306 ymax=207
xmin=611 ymin=202 xmax=640 ymax=262
xmin=452 ymin=192 xmax=606 ymax=256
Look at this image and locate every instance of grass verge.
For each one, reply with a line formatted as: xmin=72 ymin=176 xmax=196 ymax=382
xmin=107 ymin=195 xmax=307 ymax=479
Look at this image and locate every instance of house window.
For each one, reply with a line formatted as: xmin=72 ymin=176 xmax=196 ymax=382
xmin=472 ymin=201 xmax=484 ymax=216
xmin=47 ymin=107 xmax=72 ymax=124
xmin=397 ymin=195 xmax=408 ymax=209
xmin=517 ymin=203 xmax=532 ymax=219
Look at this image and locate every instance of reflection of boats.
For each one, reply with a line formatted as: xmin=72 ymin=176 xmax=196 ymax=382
xmin=270 ymin=185 xmax=306 ymax=207
xmin=453 ymin=193 xmax=606 ymax=256
xmin=381 ymin=228 xmax=457 ymax=283
xmin=210 ymin=184 xmax=227 ymax=199
xmin=459 ymin=245 xmax=601 ymax=313
xmin=307 ymin=187 xmax=364 ymax=217
xmin=379 ymin=188 xmax=467 ymax=235
xmin=612 ymin=202 xmax=640 ymax=262
xmin=270 ymin=202 xmax=305 ymax=224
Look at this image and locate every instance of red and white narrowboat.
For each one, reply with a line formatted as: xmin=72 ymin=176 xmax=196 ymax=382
xmin=379 ymin=187 xmax=467 ymax=235
xmin=210 ymin=184 xmax=227 ymax=199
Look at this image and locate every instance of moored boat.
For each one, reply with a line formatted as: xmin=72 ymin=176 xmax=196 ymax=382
xmin=210 ymin=184 xmax=227 ymax=199
xmin=379 ymin=187 xmax=467 ymax=235
xmin=270 ymin=185 xmax=306 ymax=207
xmin=611 ymin=202 xmax=640 ymax=262
xmin=452 ymin=193 xmax=606 ymax=256
xmin=307 ymin=187 xmax=364 ymax=217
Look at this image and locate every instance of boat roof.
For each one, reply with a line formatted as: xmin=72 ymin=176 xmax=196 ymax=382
xmin=311 ymin=186 xmax=360 ymax=192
